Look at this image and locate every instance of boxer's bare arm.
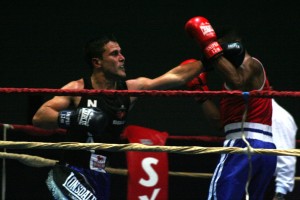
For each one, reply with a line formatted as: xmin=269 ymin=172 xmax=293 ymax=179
xmin=32 ymin=79 xmax=83 ymax=129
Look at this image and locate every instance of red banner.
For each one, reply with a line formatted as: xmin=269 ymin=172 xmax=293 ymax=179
xmin=123 ymin=125 xmax=169 ymax=200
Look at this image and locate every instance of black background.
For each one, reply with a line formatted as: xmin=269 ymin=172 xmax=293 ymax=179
xmin=1 ymin=0 xmax=300 ymax=199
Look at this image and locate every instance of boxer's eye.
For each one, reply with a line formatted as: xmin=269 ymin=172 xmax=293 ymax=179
xmin=110 ymin=50 xmax=121 ymax=57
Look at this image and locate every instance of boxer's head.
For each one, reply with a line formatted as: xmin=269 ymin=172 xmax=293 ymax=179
xmin=84 ymin=34 xmax=126 ymax=80
xmin=215 ymin=26 xmax=246 ymax=68
xmin=215 ymin=26 xmax=242 ymax=44
xmin=84 ymin=34 xmax=118 ymax=69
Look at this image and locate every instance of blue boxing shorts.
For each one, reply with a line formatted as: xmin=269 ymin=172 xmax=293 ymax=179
xmin=46 ymin=163 xmax=110 ymax=200
xmin=208 ymin=138 xmax=277 ymax=200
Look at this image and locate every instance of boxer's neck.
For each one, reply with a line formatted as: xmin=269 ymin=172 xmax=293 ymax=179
xmin=91 ymin=73 xmax=117 ymax=90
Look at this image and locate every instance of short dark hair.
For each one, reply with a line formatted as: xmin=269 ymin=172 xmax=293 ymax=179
xmin=84 ymin=34 xmax=118 ymax=67
xmin=215 ymin=26 xmax=243 ymax=44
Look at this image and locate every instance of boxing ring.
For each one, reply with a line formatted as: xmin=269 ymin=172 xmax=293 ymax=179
xmin=1 ymin=88 xmax=300 ymax=199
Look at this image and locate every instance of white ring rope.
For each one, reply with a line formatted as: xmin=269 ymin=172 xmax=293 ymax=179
xmin=0 ymin=152 xmax=214 ymax=178
xmin=0 ymin=152 xmax=57 ymax=167
xmin=0 ymin=140 xmax=300 ymax=156
xmin=1 ymin=151 xmax=300 ymax=181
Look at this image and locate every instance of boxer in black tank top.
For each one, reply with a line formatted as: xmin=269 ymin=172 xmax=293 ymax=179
xmin=61 ymin=77 xmax=130 ymax=168
xmin=32 ymin=34 xmax=203 ymax=200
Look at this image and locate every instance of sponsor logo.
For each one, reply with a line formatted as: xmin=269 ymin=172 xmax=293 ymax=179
xmin=227 ymin=42 xmax=240 ymax=49
xmin=113 ymin=105 xmax=127 ymax=125
xmin=87 ymin=99 xmax=97 ymax=107
xmin=140 ymin=139 xmax=153 ymax=145
xmin=205 ymin=42 xmax=222 ymax=55
xmin=90 ymin=154 xmax=106 ymax=173
xmin=112 ymin=120 xmax=125 ymax=125
xmin=116 ymin=111 xmax=126 ymax=119
xmin=60 ymin=111 xmax=72 ymax=126
xmin=200 ymin=23 xmax=215 ymax=36
xmin=116 ymin=105 xmax=126 ymax=119
xmin=138 ymin=157 xmax=161 ymax=200
xmin=78 ymin=108 xmax=93 ymax=126
xmin=62 ymin=172 xmax=97 ymax=200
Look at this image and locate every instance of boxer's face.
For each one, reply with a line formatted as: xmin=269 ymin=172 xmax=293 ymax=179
xmin=100 ymin=41 xmax=126 ymax=79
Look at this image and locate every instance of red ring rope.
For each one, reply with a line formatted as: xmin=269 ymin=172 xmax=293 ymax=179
xmin=2 ymin=123 xmax=300 ymax=144
xmin=1 ymin=88 xmax=299 ymax=142
xmin=0 ymin=87 xmax=300 ymax=98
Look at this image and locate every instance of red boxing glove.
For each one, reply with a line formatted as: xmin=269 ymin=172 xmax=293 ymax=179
xmin=180 ymin=58 xmax=198 ymax=65
xmin=186 ymin=73 xmax=209 ymax=91
xmin=181 ymin=59 xmax=209 ymax=103
xmin=187 ymin=73 xmax=209 ymax=103
xmin=185 ymin=16 xmax=223 ymax=59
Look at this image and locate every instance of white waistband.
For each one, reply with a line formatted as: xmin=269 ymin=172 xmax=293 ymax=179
xmin=226 ymin=132 xmax=273 ymax=143
xmin=224 ymin=122 xmax=273 ymax=143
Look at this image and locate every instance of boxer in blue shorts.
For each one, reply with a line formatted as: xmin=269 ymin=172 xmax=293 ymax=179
xmin=185 ymin=16 xmax=277 ymax=200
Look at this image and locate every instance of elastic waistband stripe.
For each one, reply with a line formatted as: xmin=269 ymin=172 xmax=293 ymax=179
xmin=225 ymin=127 xmax=272 ymax=137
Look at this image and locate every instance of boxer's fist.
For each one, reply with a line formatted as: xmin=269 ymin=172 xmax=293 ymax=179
xmin=186 ymin=72 xmax=208 ymax=92
xmin=187 ymin=73 xmax=209 ymax=103
xmin=180 ymin=59 xmax=208 ymax=90
xmin=185 ymin=16 xmax=223 ymax=59
xmin=58 ymin=107 xmax=109 ymax=135
xmin=181 ymin=59 xmax=210 ymax=103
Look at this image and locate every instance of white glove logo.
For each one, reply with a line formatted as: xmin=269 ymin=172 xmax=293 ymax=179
xmin=78 ymin=108 xmax=94 ymax=127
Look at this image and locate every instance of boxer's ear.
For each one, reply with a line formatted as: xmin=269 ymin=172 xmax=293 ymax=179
xmin=92 ymin=58 xmax=102 ymax=68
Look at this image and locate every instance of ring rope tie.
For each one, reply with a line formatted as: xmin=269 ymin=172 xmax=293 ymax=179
xmin=241 ymin=91 xmax=252 ymax=200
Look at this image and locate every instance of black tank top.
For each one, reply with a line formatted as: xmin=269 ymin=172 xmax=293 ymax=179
xmin=60 ymin=77 xmax=130 ymax=167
